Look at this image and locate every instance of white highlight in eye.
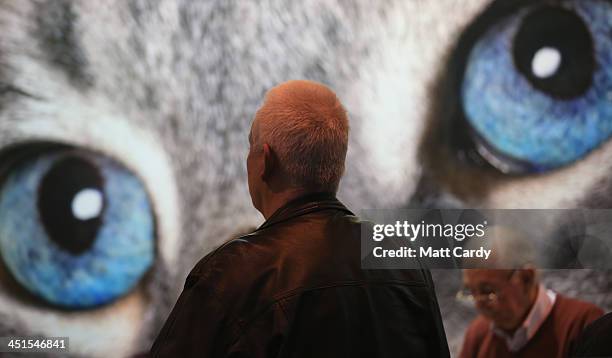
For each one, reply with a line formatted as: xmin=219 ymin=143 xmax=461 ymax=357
xmin=531 ymin=47 xmax=562 ymax=79
xmin=72 ymin=188 xmax=103 ymax=220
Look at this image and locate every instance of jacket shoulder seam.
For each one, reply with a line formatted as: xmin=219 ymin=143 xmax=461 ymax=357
xmin=272 ymin=279 xmax=428 ymax=302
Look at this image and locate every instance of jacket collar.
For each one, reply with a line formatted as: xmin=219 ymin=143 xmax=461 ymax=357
xmin=256 ymin=192 xmax=354 ymax=231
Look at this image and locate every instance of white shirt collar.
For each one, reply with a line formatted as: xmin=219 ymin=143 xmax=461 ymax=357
xmin=491 ymin=284 xmax=557 ymax=352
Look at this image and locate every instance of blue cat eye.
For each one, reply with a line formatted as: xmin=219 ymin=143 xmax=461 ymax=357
xmin=461 ymin=0 xmax=612 ymax=173
xmin=0 ymin=149 xmax=154 ymax=308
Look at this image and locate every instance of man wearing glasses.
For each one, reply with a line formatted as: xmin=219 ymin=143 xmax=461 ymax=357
xmin=458 ymin=267 xmax=603 ymax=357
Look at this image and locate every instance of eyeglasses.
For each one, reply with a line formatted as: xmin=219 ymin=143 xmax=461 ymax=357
xmin=456 ymin=270 xmax=517 ymax=304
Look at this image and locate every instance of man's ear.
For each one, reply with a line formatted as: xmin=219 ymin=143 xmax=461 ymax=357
xmin=518 ymin=267 xmax=537 ymax=287
xmin=261 ymin=143 xmax=275 ymax=180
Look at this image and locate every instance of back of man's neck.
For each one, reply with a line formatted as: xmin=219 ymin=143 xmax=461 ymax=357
xmin=261 ymin=188 xmax=312 ymax=220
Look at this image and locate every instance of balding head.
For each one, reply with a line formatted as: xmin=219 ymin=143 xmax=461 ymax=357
xmin=252 ymin=80 xmax=349 ymax=192
xmin=463 ymin=225 xmax=537 ymax=269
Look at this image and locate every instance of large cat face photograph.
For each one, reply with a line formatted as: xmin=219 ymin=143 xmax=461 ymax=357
xmin=0 ymin=0 xmax=610 ymax=356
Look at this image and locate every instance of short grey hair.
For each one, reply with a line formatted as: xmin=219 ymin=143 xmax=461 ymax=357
xmin=254 ymin=80 xmax=349 ymax=192
xmin=465 ymin=225 xmax=537 ymax=269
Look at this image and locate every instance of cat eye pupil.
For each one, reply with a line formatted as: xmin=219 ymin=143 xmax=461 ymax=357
xmin=37 ymin=156 xmax=105 ymax=255
xmin=513 ymin=6 xmax=595 ymax=100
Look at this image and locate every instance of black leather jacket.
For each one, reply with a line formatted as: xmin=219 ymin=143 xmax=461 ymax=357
xmin=151 ymin=193 xmax=450 ymax=357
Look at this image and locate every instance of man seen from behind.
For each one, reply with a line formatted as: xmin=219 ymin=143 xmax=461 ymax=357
xmin=151 ymin=80 xmax=450 ymax=357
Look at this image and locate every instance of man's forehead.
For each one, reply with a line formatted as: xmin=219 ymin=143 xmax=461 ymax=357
xmin=463 ymin=269 xmax=509 ymax=284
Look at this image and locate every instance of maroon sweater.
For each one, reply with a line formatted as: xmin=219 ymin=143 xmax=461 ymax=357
xmin=459 ymin=294 xmax=603 ymax=358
